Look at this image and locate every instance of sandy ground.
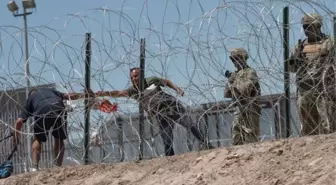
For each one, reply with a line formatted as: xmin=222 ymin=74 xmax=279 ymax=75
xmin=1 ymin=133 xmax=335 ymax=185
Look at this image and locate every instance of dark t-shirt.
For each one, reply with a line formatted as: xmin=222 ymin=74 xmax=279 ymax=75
xmin=125 ymin=76 xmax=184 ymax=116
xmin=125 ymin=76 xmax=165 ymax=99
xmin=19 ymin=88 xmax=66 ymax=122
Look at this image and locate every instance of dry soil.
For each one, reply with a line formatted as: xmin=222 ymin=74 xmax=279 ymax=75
xmin=1 ymin=133 xmax=335 ymax=185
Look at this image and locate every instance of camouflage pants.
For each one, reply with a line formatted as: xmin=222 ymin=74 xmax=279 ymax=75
xmin=231 ymin=107 xmax=261 ymax=146
xmin=298 ymin=93 xmax=336 ymax=136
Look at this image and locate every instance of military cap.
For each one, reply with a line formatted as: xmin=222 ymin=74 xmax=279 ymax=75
xmin=301 ymin=13 xmax=323 ymax=26
xmin=230 ymin=48 xmax=249 ymax=61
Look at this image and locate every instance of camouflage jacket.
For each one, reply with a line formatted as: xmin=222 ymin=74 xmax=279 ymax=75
xmin=288 ymin=35 xmax=335 ymax=92
xmin=224 ymin=67 xmax=261 ymax=113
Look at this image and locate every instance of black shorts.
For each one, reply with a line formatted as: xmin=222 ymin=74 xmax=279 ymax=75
xmin=33 ymin=116 xmax=67 ymax=142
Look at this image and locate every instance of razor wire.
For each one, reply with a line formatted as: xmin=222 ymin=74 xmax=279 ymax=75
xmin=0 ymin=0 xmax=335 ymax=174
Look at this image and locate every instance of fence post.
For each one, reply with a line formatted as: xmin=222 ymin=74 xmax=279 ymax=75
xmin=138 ymin=38 xmax=146 ymax=160
xmin=334 ymin=16 xmax=336 ymax=39
xmin=283 ymin=7 xmax=291 ymax=138
xmin=117 ymin=116 xmax=125 ymax=162
xmin=83 ymin=32 xmax=91 ymax=165
xmin=202 ymin=104 xmax=209 ymax=148
xmin=215 ymin=112 xmax=221 ymax=147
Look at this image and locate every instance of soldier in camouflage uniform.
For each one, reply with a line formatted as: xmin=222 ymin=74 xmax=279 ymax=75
xmin=94 ymin=67 xmax=214 ymax=156
xmin=288 ymin=13 xmax=336 ymax=136
xmin=224 ymin=48 xmax=261 ymax=146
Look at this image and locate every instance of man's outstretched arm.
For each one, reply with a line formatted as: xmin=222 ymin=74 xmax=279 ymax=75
xmin=14 ymin=118 xmax=25 ymax=132
xmin=62 ymin=92 xmax=88 ymax=100
xmin=13 ymin=117 xmax=25 ymax=145
xmin=14 ymin=98 xmax=31 ymax=145
xmin=94 ymin=90 xmax=130 ymax=98
xmin=160 ymin=78 xmax=184 ymax=96
xmin=53 ymin=88 xmax=90 ymax=101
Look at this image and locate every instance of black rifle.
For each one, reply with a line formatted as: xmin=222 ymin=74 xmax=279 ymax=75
xmin=289 ymin=39 xmax=304 ymax=67
xmin=224 ymin=70 xmax=232 ymax=78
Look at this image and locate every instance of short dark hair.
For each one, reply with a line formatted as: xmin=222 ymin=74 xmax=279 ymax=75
xmin=28 ymin=88 xmax=38 ymax=96
xmin=130 ymin=67 xmax=140 ymax=72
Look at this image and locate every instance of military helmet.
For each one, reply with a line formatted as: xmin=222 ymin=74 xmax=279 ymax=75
xmin=230 ymin=48 xmax=249 ymax=61
xmin=301 ymin=13 xmax=323 ymax=27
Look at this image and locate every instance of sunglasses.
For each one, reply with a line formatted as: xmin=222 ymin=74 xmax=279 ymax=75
xmin=302 ymin=24 xmax=318 ymax=30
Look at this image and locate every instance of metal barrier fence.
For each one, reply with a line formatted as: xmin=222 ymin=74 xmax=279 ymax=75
xmin=63 ymin=93 xmax=301 ymax=165
xmin=0 ymin=89 xmax=301 ymax=175
xmin=0 ymin=84 xmax=56 ymax=175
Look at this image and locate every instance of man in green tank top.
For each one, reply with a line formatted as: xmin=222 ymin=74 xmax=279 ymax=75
xmin=94 ymin=67 xmax=214 ymax=156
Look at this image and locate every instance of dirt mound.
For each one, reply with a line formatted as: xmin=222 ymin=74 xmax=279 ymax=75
xmin=1 ymin=134 xmax=335 ymax=185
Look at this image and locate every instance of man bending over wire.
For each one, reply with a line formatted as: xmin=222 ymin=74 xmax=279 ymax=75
xmin=94 ymin=67 xmax=214 ymax=156
xmin=14 ymin=87 xmax=88 ymax=171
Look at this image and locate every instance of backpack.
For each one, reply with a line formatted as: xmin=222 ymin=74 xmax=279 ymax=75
xmin=0 ymin=160 xmax=13 ymax=179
